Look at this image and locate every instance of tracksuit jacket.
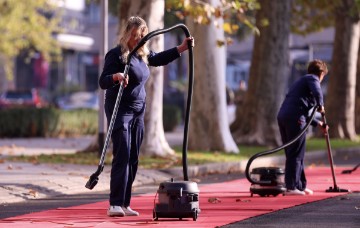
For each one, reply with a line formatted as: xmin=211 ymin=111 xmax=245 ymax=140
xmin=277 ymin=74 xmax=324 ymax=191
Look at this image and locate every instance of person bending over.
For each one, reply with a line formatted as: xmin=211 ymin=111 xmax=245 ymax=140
xmin=277 ymin=59 xmax=328 ymax=196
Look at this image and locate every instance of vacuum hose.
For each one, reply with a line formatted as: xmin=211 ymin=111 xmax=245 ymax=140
xmin=129 ymin=24 xmax=194 ymax=181
xmin=245 ymin=106 xmax=318 ymax=185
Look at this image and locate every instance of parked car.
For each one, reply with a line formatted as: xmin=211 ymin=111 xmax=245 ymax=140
xmin=0 ymin=89 xmax=44 ymax=109
xmin=56 ymin=91 xmax=99 ymax=110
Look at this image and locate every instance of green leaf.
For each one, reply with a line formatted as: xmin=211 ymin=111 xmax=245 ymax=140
xmin=0 ymin=0 xmax=62 ymax=79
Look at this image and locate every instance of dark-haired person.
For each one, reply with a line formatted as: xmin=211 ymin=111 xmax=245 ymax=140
xmin=277 ymin=59 xmax=328 ymax=196
xmin=99 ymin=16 xmax=194 ymax=216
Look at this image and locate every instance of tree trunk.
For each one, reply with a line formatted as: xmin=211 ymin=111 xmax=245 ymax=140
xmin=326 ymin=0 xmax=359 ymax=140
xmin=356 ymin=39 xmax=360 ymax=134
xmin=231 ymin=0 xmax=292 ymax=147
xmin=0 ymin=57 xmax=6 ymax=92
xmin=119 ymin=0 xmax=175 ymax=157
xmin=186 ymin=0 xmax=239 ymax=153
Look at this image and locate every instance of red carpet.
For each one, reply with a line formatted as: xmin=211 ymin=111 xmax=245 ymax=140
xmin=1 ymin=166 xmax=358 ymax=228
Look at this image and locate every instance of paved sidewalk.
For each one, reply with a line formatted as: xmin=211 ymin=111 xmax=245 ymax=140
xmin=0 ymin=131 xmax=184 ymax=205
xmin=0 ymin=136 xmax=94 ymax=156
xmin=1 ymin=131 xmax=359 ymax=205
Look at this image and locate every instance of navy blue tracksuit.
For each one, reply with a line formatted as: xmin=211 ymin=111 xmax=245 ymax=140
xmin=277 ymin=74 xmax=323 ymax=191
xmin=99 ymin=46 xmax=181 ymax=207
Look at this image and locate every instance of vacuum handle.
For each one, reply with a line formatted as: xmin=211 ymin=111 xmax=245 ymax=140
xmin=321 ymin=113 xmax=339 ymax=189
xmin=98 ymin=65 xmax=130 ymax=167
xmin=127 ymin=24 xmax=191 ymax=63
xmin=321 ymin=112 xmax=328 ymax=129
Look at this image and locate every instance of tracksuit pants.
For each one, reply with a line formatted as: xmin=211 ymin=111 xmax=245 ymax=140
xmin=107 ymin=104 xmax=145 ymax=207
xmin=277 ymin=115 xmax=307 ymax=191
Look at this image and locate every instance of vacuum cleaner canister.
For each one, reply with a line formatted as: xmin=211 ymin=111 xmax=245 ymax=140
xmin=250 ymin=167 xmax=286 ymax=197
xmin=153 ymin=178 xmax=200 ymax=221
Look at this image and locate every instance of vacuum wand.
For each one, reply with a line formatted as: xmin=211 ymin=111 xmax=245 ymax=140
xmin=85 ymin=66 xmax=129 ymax=190
xmin=321 ymin=113 xmax=349 ymax=193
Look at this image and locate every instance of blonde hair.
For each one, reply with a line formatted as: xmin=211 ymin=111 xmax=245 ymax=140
xmin=119 ymin=16 xmax=149 ymax=63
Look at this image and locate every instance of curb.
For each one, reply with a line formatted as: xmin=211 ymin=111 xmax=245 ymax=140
xmin=162 ymin=148 xmax=359 ymax=179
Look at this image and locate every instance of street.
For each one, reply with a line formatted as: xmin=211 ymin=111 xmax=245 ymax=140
xmin=1 ymin=149 xmax=359 ymax=227
xmin=1 ymin=168 xmax=359 ymax=227
xmin=223 ymin=192 xmax=360 ymax=228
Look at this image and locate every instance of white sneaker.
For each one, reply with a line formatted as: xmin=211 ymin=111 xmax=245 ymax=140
xmin=122 ymin=206 xmax=139 ymax=216
xmin=304 ymin=188 xmax=314 ymax=195
xmin=107 ymin=205 xmax=125 ymax=217
xmin=284 ymin=189 xmax=306 ymax=196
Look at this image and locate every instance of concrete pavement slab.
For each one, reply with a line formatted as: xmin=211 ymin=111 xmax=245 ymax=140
xmin=0 ymin=161 xmax=173 ymax=205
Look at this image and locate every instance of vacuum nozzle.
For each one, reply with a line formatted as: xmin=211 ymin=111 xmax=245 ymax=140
xmin=341 ymin=163 xmax=359 ymax=174
xmin=341 ymin=169 xmax=353 ymax=174
xmin=85 ymin=174 xmax=99 ymax=190
xmin=326 ymin=186 xmax=350 ymax=193
xmin=85 ymin=165 xmax=103 ymax=190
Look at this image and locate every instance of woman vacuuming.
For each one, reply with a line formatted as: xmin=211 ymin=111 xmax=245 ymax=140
xmin=277 ymin=59 xmax=328 ymax=196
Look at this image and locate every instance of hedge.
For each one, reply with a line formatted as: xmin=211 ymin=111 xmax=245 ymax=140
xmin=0 ymin=105 xmax=180 ymax=137
xmin=0 ymin=108 xmax=97 ymax=138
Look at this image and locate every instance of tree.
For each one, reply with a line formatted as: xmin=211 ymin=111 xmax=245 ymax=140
xmin=291 ymin=0 xmax=334 ymax=36
xmin=118 ymin=0 xmax=176 ymax=157
xmin=116 ymin=0 xmax=258 ymax=155
xmin=185 ymin=0 xmax=238 ymax=153
xmin=356 ymin=46 xmax=360 ymax=133
xmin=0 ymin=0 xmax=61 ymax=91
xmin=166 ymin=0 xmax=259 ymax=153
xmin=325 ymin=0 xmax=360 ymax=140
xmin=231 ymin=0 xmax=292 ymax=146
xmin=291 ymin=0 xmax=360 ymax=140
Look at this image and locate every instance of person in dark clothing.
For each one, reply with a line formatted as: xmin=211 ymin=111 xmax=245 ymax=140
xmin=99 ymin=16 xmax=194 ymax=217
xmin=277 ymin=59 xmax=328 ymax=196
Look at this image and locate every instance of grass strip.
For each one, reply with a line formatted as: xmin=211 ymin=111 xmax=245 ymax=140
xmin=5 ymin=137 xmax=360 ymax=169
